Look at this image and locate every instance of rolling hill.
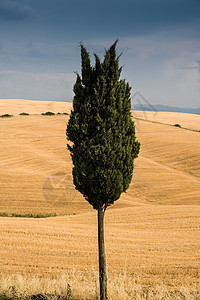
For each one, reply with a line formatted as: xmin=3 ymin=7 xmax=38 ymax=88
xmin=0 ymin=99 xmax=199 ymax=293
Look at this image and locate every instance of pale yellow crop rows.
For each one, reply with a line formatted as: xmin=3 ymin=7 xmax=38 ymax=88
xmin=1 ymin=205 xmax=199 ymax=287
xmin=0 ymin=100 xmax=200 ymax=295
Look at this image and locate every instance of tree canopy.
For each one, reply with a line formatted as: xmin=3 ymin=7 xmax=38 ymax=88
xmin=67 ymin=40 xmax=140 ymax=210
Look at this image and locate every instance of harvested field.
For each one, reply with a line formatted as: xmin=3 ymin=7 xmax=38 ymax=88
xmin=0 ymin=99 xmax=200 ymax=298
xmin=0 ymin=99 xmax=72 ymax=116
xmin=132 ymin=110 xmax=200 ymax=131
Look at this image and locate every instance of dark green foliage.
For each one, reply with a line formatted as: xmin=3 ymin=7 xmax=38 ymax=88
xmin=0 ymin=212 xmax=75 ymax=218
xmin=67 ymin=41 xmax=140 ymax=210
xmin=19 ymin=112 xmax=29 ymax=115
xmin=0 ymin=114 xmax=13 ymax=118
xmin=67 ymin=284 xmax=72 ymax=299
xmin=41 ymin=111 xmax=55 ymax=115
xmin=0 ymin=286 xmax=18 ymax=300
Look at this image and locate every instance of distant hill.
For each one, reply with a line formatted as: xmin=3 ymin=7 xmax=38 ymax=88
xmin=132 ymin=104 xmax=200 ymax=115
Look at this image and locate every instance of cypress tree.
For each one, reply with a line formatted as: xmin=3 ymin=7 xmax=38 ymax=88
xmin=66 ymin=40 xmax=140 ymax=300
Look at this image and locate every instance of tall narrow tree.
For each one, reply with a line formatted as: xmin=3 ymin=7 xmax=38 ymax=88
xmin=66 ymin=40 xmax=140 ymax=300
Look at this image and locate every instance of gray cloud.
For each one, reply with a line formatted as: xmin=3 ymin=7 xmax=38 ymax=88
xmin=196 ymin=60 xmax=200 ymax=71
xmin=0 ymin=0 xmax=199 ymax=107
xmin=65 ymin=0 xmax=197 ymax=38
xmin=0 ymin=0 xmax=34 ymax=21
xmin=0 ymin=71 xmax=75 ymax=100
xmin=180 ymin=67 xmax=199 ymax=70
xmin=0 ymin=41 xmax=79 ymax=74
xmin=2 ymin=0 xmax=199 ymax=39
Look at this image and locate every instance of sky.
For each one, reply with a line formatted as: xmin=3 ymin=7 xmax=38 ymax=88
xmin=0 ymin=0 xmax=200 ymax=108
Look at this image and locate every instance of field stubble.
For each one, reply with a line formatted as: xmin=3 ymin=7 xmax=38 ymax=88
xmin=0 ymin=100 xmax=200 ymax=299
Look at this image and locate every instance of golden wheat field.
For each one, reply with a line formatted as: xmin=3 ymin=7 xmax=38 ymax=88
xmin=0 ymin=99 xmax=200 ymax=299
xmin=132 ymin=110 xmax=200 ymax=131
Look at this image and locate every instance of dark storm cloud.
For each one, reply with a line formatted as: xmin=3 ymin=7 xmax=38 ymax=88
xmin=18 ymin=0 xmax=199 ymax=38
xmin=1 ymin=0 xmax=199 ymax=41
xmin=1 ymin=0 xmax=200 ymax=105
xmin=0 ymin=0 xmax=34 ymax=21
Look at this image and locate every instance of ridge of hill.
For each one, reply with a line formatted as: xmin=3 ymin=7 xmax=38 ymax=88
xmin=0 ymin=101 xmax=199 ymax=215
xmin=0 ymin=99 xmax=72 ymax=115
xmin=132 ymin=103 xmax=200 ymax=115
xmin=0 ymin=99 xmax=200 ymax=288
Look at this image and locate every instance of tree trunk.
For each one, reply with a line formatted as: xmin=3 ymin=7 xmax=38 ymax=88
xmin=98 ymin=207 xmax=108 ymax=300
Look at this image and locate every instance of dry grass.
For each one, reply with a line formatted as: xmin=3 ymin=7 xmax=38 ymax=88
xmin=1 ymin=206 xmax=200 ymax=287
xmin=0 ymin=100 xmax=200 ymax=298
xmin=0 ymin=272 xmax=199 ymax=299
